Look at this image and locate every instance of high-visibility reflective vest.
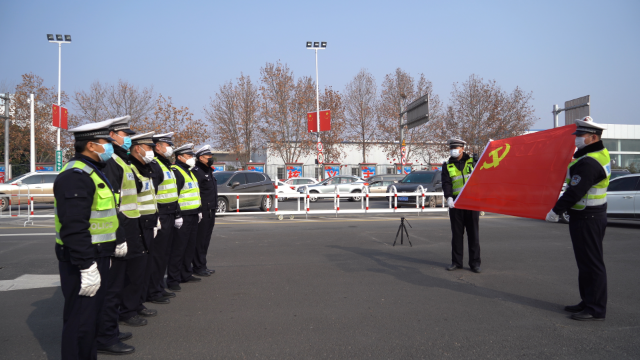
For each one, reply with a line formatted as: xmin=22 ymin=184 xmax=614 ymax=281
xmin=155 ymin=157 xmax=179 ymax=204
xmin=565 ymin=148 xmax=611 ymax=210
xmin=446 ymin=158 xmax=474 ymax=196
xmin=111 ymin=154 xmax=140 ymax=218
xmin=130 ymin=164 xmax=158 ymax=215
xmin=55 ymin=160 xmax=119 ymax=245
xmin=171 ymin=165 xmax=201 ymax=211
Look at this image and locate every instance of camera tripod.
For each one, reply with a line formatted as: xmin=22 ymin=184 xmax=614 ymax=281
xmin=393 ymin=217 xmax=412 ymax=247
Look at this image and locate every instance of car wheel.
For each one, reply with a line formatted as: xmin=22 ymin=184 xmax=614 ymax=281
xmin=217 ymin=198 xmax=228 ymax=214
xmin=559 ymin=211 xmax=570 ymax=224
xmin=0 ymin=195 xmax=8 ymax=212
xmin=349 ymin=190 xmax=362 ymax=202
xmin=427 ymin=196 xmax=436 ymax=208
xmin=309 ymin=191 xmax=319 ymax=202
xmin=260 ymin=195 xmax=272 ymax=211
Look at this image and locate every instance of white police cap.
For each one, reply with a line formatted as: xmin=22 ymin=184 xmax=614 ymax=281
xmin=68 ymin=119 xmax=116 ymax=142
xmin=195 ymin=145 xmax=213 ymax=157
xmin=174 ymin=143 xmax=195 ymax=156
xmin=446 ymin=138 xmax=467 ymax=147
xmin=572 ymin=116 xmax=607 ymax=135
xmin=153 ymin=132 xmax=175 ymax=146
xmin=131 ymin=131 xmax=155 ymax=146
xmin=108 ymin=115 xmax=136 ymax=135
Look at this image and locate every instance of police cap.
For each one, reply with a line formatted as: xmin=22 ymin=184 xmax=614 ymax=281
xmin=195 ymin=145 xmax=213 ymax=157
xmin=447 ymin=138 xmax=467 ymax=148
xmin=131 ymin=131 xmax=155 ymax=146
xmin=108 ymin=115 xmax=136 ymax=135
xmin=68 ymin=119 xmax=116 ymax=142
xmin=572 ymin=116 xmax=607 ymax=136
xmin=153 ymin=132 xmax=175 ymax=146
xmin=174 ymin=143 xmax=195 ymax=156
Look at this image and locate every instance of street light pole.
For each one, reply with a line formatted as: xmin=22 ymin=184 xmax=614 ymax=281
xmin=307 ymin=41 xmax=326 ymax=180
xmin=47 ymin=34 xmax=71 ymax=171
xmin=57 ymin=42 xmax=61 ymax=151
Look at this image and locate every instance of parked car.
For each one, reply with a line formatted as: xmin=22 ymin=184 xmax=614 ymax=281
xmin=298 ymin=175 xmax=367 ymax=202
xmin=284 ymin=177 xmax=319 ymax=191
xmin=606 ymin=173 xmax=639 ymax=220
xmin=273 ymin=180 xmax=300 ymax=201
xmin=214 ymin=171 xmax=275 ymax=213
xmin=368 ymin=180 xmax=401 ymax=194
xmin=610 ymin=169 xmax=631 ymax=180
xmin=387 ymin=170 xmax=443 ymax=208
xmin=0 ymin=171 xmax=59 ymax=211
xmin=366 ymin=174 xmax=406 ymax=184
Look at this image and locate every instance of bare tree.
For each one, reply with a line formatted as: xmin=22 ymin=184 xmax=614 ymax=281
xmin=260 ymin=61 xmax=314 ymax=164
xmin=343 ymin=69 xmax=378 ymax=163
xmin=436 ymin=74 xmax=537 ymax=155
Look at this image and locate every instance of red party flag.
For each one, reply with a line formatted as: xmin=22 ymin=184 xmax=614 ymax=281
xmin=453 ymin=124 xmax=577 ymax=220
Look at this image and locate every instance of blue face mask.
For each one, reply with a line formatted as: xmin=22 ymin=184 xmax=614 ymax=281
xmin=92 ymin=142 xmax=114 ymax=162
xmin=121 ymin=136 xmax=132 ymax=151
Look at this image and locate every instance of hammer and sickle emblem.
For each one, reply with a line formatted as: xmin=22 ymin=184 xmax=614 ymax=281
xmin=480 ymin=144 xmax=510 ymax=170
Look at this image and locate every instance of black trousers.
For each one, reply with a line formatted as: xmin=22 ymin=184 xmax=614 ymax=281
xmin=167 ymin=214 xmax=199 ymax=287
xmin=59 ymin=257 xmax=110 ymax=360
xmin=449 ymin=207 xmax=481 ymax=268
xmin=137 ymin=226 xmax=155 ymax=309
xmin=568 ymin=211 xmax=608 ymax=318
xmin=118 ymin=254 xmax=147 ymax=320
xmin=193 ymin=209 xmax=216 ymax=273
xmin=97 ymin=258 xmax=126 ymax=348
xmin=147 ymin=213 xmax=175 ymax=300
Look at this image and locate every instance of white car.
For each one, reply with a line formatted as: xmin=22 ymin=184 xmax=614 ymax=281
xmin=273 ymin=180 xmax=300 ymax=201
xmin=606 ymin=173 xmax=639 ymax=220
xmin=0 ymin=171 xmax=59 ymax=211
xmin=285 ymin=177 xmax=319 ymax=191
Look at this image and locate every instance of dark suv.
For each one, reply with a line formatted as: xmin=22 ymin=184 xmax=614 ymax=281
xmin=214 ymin=171 xmax=275 ymax=213
xmin=387 ymin=170 xmax=443 ymax=208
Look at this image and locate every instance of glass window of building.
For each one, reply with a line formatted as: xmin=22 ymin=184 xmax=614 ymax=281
xmin=621 ymin=139 xmax=640 ymax=152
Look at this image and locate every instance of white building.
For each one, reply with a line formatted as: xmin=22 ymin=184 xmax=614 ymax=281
xmin=599 ymin=123 xmax=640 ymax=170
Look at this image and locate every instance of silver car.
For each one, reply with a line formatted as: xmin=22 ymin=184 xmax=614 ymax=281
xmin=298 ymin=175 xmax=367 ymax=202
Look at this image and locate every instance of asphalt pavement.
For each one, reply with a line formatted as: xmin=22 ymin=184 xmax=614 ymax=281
xmin=0 ymin=202 xmax=639 ymax=359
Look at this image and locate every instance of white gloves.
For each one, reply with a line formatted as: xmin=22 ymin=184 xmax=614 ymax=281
xmin=545 ymin=210 xmax=560 ymax=223
xmin=174 ymin=217 xmax=183 ymax=229
xmin=115 ymin=242 xmax=127 ymax=258
xmin=447 ymin=197 xmax=455 ymax=208
xmin=198 ymin=213 xmax=202 ymax=223
xmin=153 ymin=227 xmax=158 ymax=238
xmin=79 ymin=262 xmax=101 ymax=297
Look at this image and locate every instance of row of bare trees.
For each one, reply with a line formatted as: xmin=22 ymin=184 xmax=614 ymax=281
xmin=206 ymin=63 xmax=537 ymax=169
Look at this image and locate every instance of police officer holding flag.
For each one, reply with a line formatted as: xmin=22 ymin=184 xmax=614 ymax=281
xmin=54 ymin=119 xmax=119 ymax=359
xmin=546 ymin=117 xmax=610 ymax=321
xmin=442 ymin=138 xmax=481 ymax=273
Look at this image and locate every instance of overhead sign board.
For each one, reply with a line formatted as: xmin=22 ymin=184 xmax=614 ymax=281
xmin=564 ymin=95 xmax=590 ymax=126
xmin=404 ymin=94 xmax=429 ymax=129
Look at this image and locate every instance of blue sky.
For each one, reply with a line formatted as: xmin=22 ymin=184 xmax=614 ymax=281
xmin=4 ymin=0 xmax=639 ymax=130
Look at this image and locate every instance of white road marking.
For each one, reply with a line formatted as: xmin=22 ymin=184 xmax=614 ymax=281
xmin=0 ymin=233 xmax=55 ymax=237
xmin=0 ymin=274 xmax=60 ymax=291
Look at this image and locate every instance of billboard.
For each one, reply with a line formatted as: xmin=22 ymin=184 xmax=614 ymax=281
xmin=286 ymin=165 xmax=302 ymax=179
xmin=212 ymin=165 xmax=225 ymax=172
xmin=360 ymin=165 xmax=376 ymax=179
xmin=247 ymin=165 xmax=264 ymax=173
xmin=397 ymin=166 xmax=413 ymax=175
xmin=324 ymin=165 xmax=339 ymax=178
xmin=36 ymin=166 xmax=55 ymax=172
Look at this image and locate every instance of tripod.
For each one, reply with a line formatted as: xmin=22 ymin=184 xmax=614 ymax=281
xmin=393 ymin=217 xmax=412 ymax=247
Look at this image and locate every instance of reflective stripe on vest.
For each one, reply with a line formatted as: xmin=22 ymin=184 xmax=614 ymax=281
xmin=111 ymin=154 xmax=140 ymax=218
xmin=565 ymin=148 xmax=611 ymax=210
xmin=155 ymin=158 xmax=179 ymax=203
xmin=130 ymin=164 xmax=159 ymax=216
xmin=171 ymin=165 xmax=201 ymax=211
xmin=55 ymin=160 xmax=119 ymax=245
xmin=446 ymin=158 xmax=474 ymax=196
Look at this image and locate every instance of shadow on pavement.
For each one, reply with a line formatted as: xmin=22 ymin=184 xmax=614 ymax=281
xmin=327 ymin=245 xmax=565 ymax=315
xmin=26 ymin=287 xmax=63 ymax=360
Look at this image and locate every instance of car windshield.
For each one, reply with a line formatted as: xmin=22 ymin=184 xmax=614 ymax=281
xmin=610 ymin=171 xmax=630 ymax=180
xmin=401 ymin=172 xmax=435 ymax=184
xmin=10 ymin=173 xmax=31 ymax=183
xmin=213 ymin=172 xmax=234 ymax=185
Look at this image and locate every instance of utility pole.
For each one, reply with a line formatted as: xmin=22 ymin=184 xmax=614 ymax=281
xmin=47 ymin=34 xmax=71 ymax=170
xmin=1 ymin=93 xmax=9 ymax=180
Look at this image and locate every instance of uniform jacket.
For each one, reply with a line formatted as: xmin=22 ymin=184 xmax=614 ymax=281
xmin=129 ymin=154 xmax=160 ymax=250
xmin=104 ymin=144 xmax=145 ymax=258
xmin=553 ymin=141 xmax=608 ymax=215
xmin=172 ymin=160 xmax=202 ymax=216
xmin=192 ymin=160 xmax=218 ymax=215
xmin=54 ymin=154 xmax=116 ymax=269
xmin=442 ymin=153 xmax=473 ymax=200
xmin=152 ymin=152 xmax=181 ymax=217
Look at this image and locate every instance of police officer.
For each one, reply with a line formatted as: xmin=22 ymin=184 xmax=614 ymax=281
xmin=146 ymin=132 xmax=180 ymax=303
xmin=546 ymin=117 xmax=610 ymax=321
xmin=442 ymin=138 xmax=481 ymax=273
xmin=97 ymin=116 xmax=148 ymax=355
xmin=127 ymin=132 xmax=161 ymax=316
xmin=166 ymin=143 xmax=202 ymax=291
xmin=192 ymin=145 xmax=218 ymax=277
xmin=55 ymin=119 xmax=119 ymax=360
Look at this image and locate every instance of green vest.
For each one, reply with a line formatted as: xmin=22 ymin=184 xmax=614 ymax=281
xmin=155 ymin=157 xmax=179 ymax=204
xmin=171 ymin=165 xmax=201 ymax=211
xmin=565 ymin=148 xmax=611 ymax=210
xmin=130 ymin=164 xmax=159 ymax=215
xmin=446 ymin=158 xmax=474 ymax=196
xmin=55 ymin=160 xmax=119 ymax=245
xmin=111 ymin=154 xmax=140 ymax=218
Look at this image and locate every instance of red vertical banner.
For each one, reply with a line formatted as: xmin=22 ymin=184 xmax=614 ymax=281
xmin=52 ymin=104 xmax=68 ymax=129
xmin=454 ymin=125 xmax=577 ymax=220
xmin=307 ymin=110 xmax=331 ymax=132
xmin=52 ymin=104 xmax=60 ymax=126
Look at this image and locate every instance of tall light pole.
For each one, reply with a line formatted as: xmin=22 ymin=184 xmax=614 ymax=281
xmin=47 ymin=34 xmax=71 ymax=170
xmin=306 ymin=41 xmax=326 ymax=179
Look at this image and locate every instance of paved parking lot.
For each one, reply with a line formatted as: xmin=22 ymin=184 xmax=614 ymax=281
xmin=0 ymin=205 xmax=639 ymax=359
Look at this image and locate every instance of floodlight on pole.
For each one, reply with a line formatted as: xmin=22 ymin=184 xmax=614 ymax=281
xmin=46 ymin=33 xmax=72 ymax=170
xmin=306 ymin=41 xmax=327 ymax=178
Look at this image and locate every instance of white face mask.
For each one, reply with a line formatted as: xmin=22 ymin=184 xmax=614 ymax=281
xmin=575 ymin=137 xmax=587 ymax=149
xmin=185 ymin=158 xmax=196 ymax=168
xmin=450 ymin=149 xmax=461 ymax=158
xmin=163 ymin=146 xmax=173 ymax=158
xmin=137 ymin=148 xmax=155 ymax=164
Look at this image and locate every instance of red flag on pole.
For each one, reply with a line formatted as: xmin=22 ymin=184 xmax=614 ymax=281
xmin=453 ymin=124 xmax=577 ymax=220
xmin=307 ymin=110 xmax=331 ymax=132
xmin=52 ymin=104 xmax=68 ymax=129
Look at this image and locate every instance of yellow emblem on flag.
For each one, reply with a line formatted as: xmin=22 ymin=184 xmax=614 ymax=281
xmin=480 ymin=144 xmax=510 ymax=170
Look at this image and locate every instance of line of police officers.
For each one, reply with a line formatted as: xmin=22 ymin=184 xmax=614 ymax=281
xmin=54 ymin=116 xmax=218 ymax=359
